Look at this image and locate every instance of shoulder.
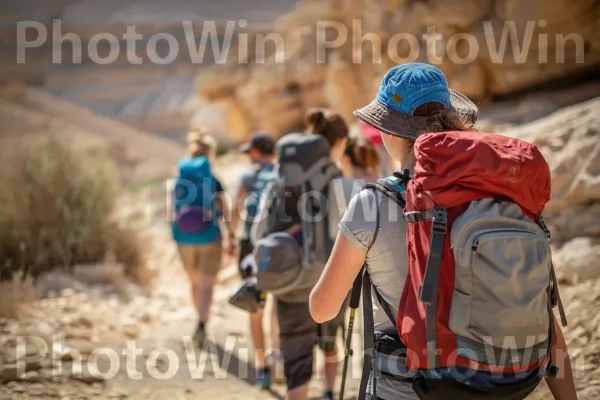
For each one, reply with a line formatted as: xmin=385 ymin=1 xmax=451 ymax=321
xmin=329 ymin=177 xmax=365 ymax=203
xmin=239 ymin=166 xmax=258 ymax=188
xmin=349 ymin=186 xmax=379 ymax=208
xmin=342 ymin=188 xmax=379 ymax=226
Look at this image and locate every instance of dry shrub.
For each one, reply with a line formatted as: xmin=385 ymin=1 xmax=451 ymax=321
xmin=0 ymin=272 xmax=38 ymax=318
xmin=0 ymin=137 xmax=149 ymax=286
xmin=103 ymin=223 xmax=157 ymax=288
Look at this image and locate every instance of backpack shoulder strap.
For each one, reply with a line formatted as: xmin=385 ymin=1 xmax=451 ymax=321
xmin=358 ymin=184 xmax=404 ymax=400
xmin=362 ymin=169 xmax=410 ymax=209
xmin=358 ymin=175 xmax=407 ymax=327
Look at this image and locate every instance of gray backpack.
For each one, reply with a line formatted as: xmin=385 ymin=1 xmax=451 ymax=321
xmin=253 ymin=133 xmax=341 ymax=302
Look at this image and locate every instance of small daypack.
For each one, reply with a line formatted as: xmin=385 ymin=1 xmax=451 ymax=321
xmin=360 ymin=131 xmax=567 ymax=400
xmin=253 ymin=133 xmax=341 ymax=302
xmin=172 ymin=157 xmax=216 ymax=235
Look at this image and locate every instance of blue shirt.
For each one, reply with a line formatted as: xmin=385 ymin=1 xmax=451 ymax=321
xmin=239 ymin=161 xmax=276 ymax=239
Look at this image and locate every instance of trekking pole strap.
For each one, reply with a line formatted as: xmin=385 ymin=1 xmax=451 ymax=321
xmin=418 ymin=208 xmax=447 ymax=369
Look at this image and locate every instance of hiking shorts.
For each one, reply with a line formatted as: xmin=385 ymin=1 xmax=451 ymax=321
xmin=277 ymin=298 xmax=347 ymax=390
xmin=177 ymin=240 xmax=222 ymax=276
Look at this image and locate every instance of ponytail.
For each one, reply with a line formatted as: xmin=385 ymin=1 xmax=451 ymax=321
xmin=344 ymin=137 xmax=381 ymax=175
xmin=306 ymin=108 xmax=349 ymax=148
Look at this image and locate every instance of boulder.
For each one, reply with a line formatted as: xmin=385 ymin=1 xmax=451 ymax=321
xmin=553 ymin=238 xmax=600 ymax=285
xmin=505 ymin=97 xmax=600 ymax=213
xmin=421 ymin=0 xmax=493 ymax=31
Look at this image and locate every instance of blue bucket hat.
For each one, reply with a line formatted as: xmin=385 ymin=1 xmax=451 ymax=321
xmin=353 ymin=63 xmax=478 ymax=139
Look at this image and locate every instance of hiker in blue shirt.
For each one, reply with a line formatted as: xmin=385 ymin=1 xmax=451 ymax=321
xmin=231 ymin=133 xmax=280 ymax=390
xmin=168 ymin=129 xmax=236 ymax=346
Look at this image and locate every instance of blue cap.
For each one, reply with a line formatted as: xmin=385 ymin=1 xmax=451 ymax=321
xmin=354 ymin=63 xmax=478 ymax=139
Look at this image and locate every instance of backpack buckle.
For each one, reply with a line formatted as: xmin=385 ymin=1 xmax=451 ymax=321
xmin=393 ymin=169 xmax=412 ymax=185
xmin=431 ymin=209 xmax=447 ymax=234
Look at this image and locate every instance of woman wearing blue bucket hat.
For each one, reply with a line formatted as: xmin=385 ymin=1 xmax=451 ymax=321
xmin=310 ymin=63 xmax=577 ymax=400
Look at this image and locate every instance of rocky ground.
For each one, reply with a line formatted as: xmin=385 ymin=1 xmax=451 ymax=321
xmin=0 ymin=199 xmax=363 ymax=400
xmin=1 ymin=223 xmax=599 ymax=400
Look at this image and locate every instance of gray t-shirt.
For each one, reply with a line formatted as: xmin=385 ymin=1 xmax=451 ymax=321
xmin=339 ymin=186 xmax=418 ymax=400
xmin=339 ymin=188 xmax=407 ymax=331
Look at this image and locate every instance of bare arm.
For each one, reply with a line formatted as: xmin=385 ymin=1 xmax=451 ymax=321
xmin=165 ymin=178 xmax=175 ymax=223
xmin=218 ymin=190 xmax=237 ymax=256
xmin=230 ymin=186 xmax=248 ymax=237
xmin=546 ymin=319 xmax=578 ymax=400
xmin=310 ymin=232 xmax=366 ymax=323
xmin=218 ymin=191 xmax=235 ymax=236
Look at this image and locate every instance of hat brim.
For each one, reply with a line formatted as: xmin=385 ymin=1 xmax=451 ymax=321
xmin=353 ymin=89 xmax=479 ymax=140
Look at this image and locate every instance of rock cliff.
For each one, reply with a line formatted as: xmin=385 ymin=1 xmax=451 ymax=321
xmin=193 ymin=0 xmax=600 ymax=140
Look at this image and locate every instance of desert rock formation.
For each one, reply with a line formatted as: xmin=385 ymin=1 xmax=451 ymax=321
xmin=194 ymin=0 xmax=600 ymax=140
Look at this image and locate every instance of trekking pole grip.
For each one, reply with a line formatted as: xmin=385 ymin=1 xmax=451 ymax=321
xmin=349 ymin=268 xmax=364 ymax=309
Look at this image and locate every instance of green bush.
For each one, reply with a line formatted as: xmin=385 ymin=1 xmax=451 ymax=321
xmin=0 ymin=138 xmax=143 ymax=280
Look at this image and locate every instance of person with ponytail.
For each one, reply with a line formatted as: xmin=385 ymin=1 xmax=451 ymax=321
xmin=305 ymin=108 xmax=349 ymax=164
xmin=168 ymin=128 xmax=236 ymax=346
xmin=251 ymin=109 xmax=351 ymax=400
xmin=340 ymin=136 xmax=382 ymax=181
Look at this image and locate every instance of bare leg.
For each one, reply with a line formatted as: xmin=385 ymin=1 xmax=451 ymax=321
xmin=197 ymin=273 xmax=216 ymax=323
xmin=286 ymin=383 xmax=309 ymax=400
xmin=250 ymin=308 xmax=266 ymax=369
xmin=323 ymin=348 xmax=338 ymax=393
xmin=178 ymin=246 xmax=200 ymax=313
xmin=270 ymin=300 xmax=280 ymax=351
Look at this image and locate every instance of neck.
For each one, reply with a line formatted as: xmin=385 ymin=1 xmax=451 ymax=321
xmin=400 ymin=155 xmax=416 ymax=173
xmin=339 ymin=157 xmax=352 ymax=177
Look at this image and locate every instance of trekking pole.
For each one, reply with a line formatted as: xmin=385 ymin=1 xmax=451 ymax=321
xmin=339 ymin=268 xmax=363 ymax=400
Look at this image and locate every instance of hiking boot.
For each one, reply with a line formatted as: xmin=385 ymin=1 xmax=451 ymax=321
xmin=256 ymin=367 xmax=271 ymax=390
xmin=193 ymin=323 xmax=206 ymax=348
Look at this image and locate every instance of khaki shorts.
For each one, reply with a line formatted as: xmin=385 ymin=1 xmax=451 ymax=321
xmin=177 ymin=241 xmax=222 ymax=276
